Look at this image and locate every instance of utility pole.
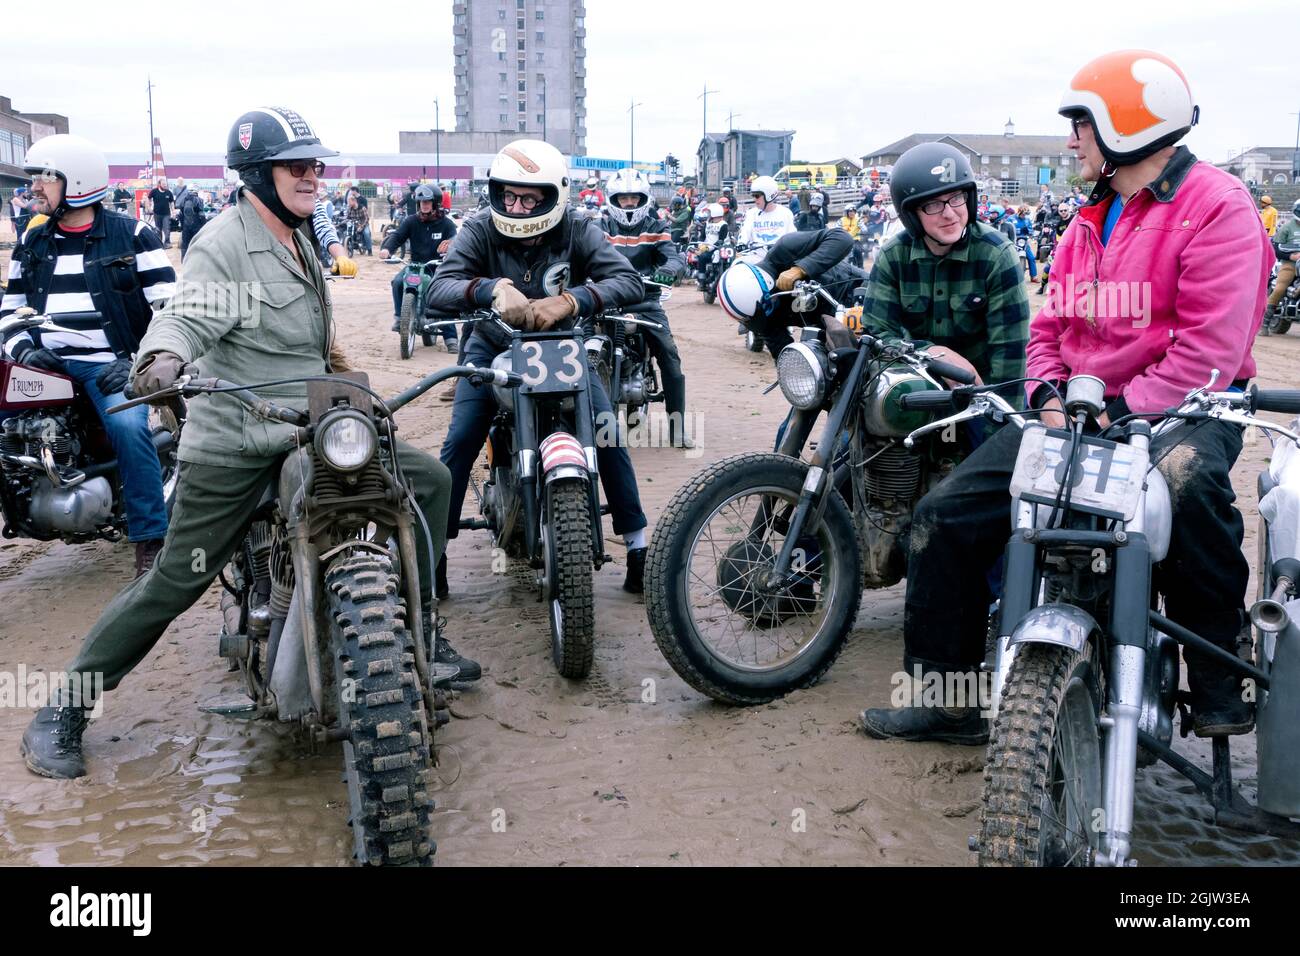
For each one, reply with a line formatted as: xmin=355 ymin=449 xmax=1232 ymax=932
xmin=728 ymin=110 xmax=741 ymax=131
xmin=434 ymin=97 xmax=441 ymax=186
xmin=146 ymin=76 xmax=156 ymax=182
xmin=1292 ymin=111 xmax=1300 ymax=184
xmin=628 ymin=98 xmax=643 ymax=168
xmin=541 ymin=75 xmax=547 ymax=145
xmin=697 ymin=84 xmax=720 ymax=182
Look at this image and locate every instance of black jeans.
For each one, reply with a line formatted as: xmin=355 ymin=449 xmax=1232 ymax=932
xmin=903 ymin=418 xmax=1248 ymax=691
xmin=639 ymin=306 xmax=686 ymax=432
xmin=153 ymin=214 xmax=171 ymax=246
xmin=439 ymin=333 xmax=647 ymax=542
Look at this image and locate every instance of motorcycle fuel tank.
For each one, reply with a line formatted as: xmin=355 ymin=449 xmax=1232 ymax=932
xmin=0 ymin=359 xmax=76 ymax=411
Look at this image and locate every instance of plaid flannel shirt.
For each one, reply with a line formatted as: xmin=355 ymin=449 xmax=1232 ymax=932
xmin=861 ymin=221 xmax=1029 ymax=397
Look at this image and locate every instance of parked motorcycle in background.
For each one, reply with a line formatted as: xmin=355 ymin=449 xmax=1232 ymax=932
xmin=0 ymin=310 xmax=180 ymax=545
xmin=1263 ymin=244 xmax=1300 ymax=336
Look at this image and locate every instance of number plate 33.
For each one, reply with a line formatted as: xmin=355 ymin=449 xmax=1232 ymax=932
xmin=515 ymin=338 xmax=587 ymax=394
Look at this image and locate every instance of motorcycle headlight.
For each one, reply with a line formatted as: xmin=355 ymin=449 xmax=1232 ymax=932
xmin=777 ymin=342 xmax=828 ymax=410
xmin=315 ymin=409 xmax=377 ymax=473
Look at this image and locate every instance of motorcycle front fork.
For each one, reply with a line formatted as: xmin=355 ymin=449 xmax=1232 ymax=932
xmin=1098 ymin=642 xmax=1145 ymax=866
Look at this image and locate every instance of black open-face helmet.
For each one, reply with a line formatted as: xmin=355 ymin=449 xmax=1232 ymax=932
xmin=889 ymin=142 xmax=978 ymax=241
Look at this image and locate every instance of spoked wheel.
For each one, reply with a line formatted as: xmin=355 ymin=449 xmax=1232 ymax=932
xmin=542 ymin=480 xmax=595 ymax=679
xmin=979 ymin=643 xmax=1104 ymax=867
xmin=398 ymin=295 xmax=417 ymax=360
xmin=645 ymin=453 xmax=861 ymax=705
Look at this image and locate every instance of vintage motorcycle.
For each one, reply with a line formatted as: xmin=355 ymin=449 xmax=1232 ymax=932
xmin=384 ymin=257 xmax=447 ymax=359
xmin=585 ymin=280 xmax=671 ymax=431
xmin=0 ymin=310 xmax=180 ymax=544
xmin=114 ymin=359 xmax=521 ymax=866
xmin=1263 ymin=244 xmax=1300 ymax=336
xmin=644 ymin=280 xmax=988 ymax=704
xmin=461 ymin=310 xmax=611 ymax=679
xmin=951 ymin=371 xmax=1300 ymax=866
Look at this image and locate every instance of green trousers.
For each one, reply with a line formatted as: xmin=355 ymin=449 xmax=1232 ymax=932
xmin=66 ymin=441 xmax=450 ymax=691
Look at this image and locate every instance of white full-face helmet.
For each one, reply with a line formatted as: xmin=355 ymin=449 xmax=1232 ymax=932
xmin=23 ymin=133 xmax=109 ymax=214
xmin=487 ymin=138 xmax=570 ymax=239
xmin=604 ymin=167 xmax=653 ymax=228
xmin=718 ymin=261 xmax=775 ymax=322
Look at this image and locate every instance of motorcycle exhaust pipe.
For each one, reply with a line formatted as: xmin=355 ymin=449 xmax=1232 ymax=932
xmin=1253 ymin=561 xmax=1300 ymax=634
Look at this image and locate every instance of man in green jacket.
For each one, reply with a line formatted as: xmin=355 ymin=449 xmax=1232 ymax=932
xmin=20 ymin=108 xmax=462 ymax=780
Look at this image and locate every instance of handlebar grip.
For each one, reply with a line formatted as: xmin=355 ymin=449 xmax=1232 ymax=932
xmin=1252 ymin=386 xmax=1300 ymax=415
xmin=925 ymin=359 xmax=977 ymax=386
xmin=899 ymin=390 xmax=958 ymax=411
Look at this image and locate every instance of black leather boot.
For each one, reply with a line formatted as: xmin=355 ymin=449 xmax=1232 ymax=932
xmin=20 ymin=706 xmax=90 ymax=778
xmin=624 ymin=547 xmax=647 ymax=594
xmin=859 ymin=705 xmax=989 ymax=745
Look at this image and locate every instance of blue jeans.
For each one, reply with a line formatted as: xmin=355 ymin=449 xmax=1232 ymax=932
xmin=440 ymin=334 xmax=646 ymax=541
xmin=64 ymin=360 xmax=168 ymax=542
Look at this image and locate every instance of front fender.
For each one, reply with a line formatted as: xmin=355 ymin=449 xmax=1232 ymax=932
xmin=1007 ymin=603 xmax=1100 ymax=653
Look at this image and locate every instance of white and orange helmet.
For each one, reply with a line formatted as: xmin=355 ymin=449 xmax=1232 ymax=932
xmin=1059 ymin=50 xmax=1198 ymax=166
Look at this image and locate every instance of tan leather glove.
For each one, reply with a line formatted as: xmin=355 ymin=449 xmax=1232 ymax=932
xmin=776 ymin=265 xmax=806 ymax=292
xmin=131 ymin=351 xmax=186 ymax=402
xmin=531 ymin=294 xmax=576 ymax=331
xmin=331 ymin=254 xmax=358 ymax=277
xmin=492 ymin=278 xmax=534 ymax=328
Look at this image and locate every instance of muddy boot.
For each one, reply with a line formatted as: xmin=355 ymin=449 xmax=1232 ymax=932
xmin=1260 ymin=307 xmax=1276 ymax=337
xmin=859 ymin=704 xmax=989 ymax=745
xmin=20 ymin=706 xmax=90 ymax=778
xmin=623 ymin=547 xmax=647 ymax=594
xmin=134 ymin=538 xmax=164 ymax=578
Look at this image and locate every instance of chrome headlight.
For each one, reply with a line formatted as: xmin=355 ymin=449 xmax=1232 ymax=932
xmin=776 ymin=342 xmax=828 ymax=410
xmin=316 ymin=409 xmax=377 ymax=473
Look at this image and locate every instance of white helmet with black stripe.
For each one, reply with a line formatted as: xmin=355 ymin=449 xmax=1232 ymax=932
xmin=487 ymin=138 xmax=570 ymax=239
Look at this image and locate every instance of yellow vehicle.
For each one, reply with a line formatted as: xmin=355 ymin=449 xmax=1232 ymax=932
xmin=775 ymin=164 xmax=839 ymax=189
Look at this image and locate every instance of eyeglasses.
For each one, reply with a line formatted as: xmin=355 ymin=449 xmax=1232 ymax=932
xmin=26 ymin=169 xmax=59 ymax=184
xmin=918 ymin=194 xmax=968 ymax=216
xmin=501 ymin=190 xmax=543 ymax=211
xmin=1070 ymin=116 xmax=1092 ymax=138
xmin=274 ymin=160 xmax=326 ymax=178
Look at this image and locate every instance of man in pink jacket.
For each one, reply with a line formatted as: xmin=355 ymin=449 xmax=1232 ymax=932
xmin=862 ymin=50 xmax=1271 ymax=745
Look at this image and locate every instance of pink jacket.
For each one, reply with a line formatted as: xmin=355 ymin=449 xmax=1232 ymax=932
xmin=1027 ymin=150 xmax=1273 ymax=415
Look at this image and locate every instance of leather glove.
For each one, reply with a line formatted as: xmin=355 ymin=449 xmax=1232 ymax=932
xmin=130 ymin=351 xmax=186 ymax=402
xmin=651 ymin=270 xmax=676 ymax=286
xmin=492 ymin=278 xmax=534 ymax=328
xmin=17 ymin=347 xmax=65 ymax=373
xmin=95 ymin=357 xmax=133 ymax=396
xmin=531 ymin=294 xmax=576 ymax=332
xmin=776 ymin=265 xmax=807 ymax=292
xmin=331 ymin=254 xmax=358 ymax=277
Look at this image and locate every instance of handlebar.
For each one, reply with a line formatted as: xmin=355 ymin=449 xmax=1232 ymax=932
xmin=924 ymin=359 xmax=977 ymax=386
xmin=1251 ymin=386 xmax=1300 ymax=415
xmin=899 ymin=389 xmax=968 ymax=412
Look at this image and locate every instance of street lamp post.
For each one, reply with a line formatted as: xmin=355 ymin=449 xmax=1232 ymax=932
xmin=434 ymin=98 xmax=441 ymax=186
xmin=628 ymin=98 xmax=643 ymax=168
xmin=697 ymin=84 xmax=720 ymax=184
xmin=541 ymin=75 xmax=547 ymax=145
xmin=1292 ymin=110 xmax=1300 ymax=184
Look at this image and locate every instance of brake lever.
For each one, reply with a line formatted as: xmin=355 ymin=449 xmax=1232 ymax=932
xmin=902 ymin=401 xmax=990 ymax=449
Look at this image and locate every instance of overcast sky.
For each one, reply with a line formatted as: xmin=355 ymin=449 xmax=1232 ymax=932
xmin=4 ymin=0 xmax=1295 ymax=169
